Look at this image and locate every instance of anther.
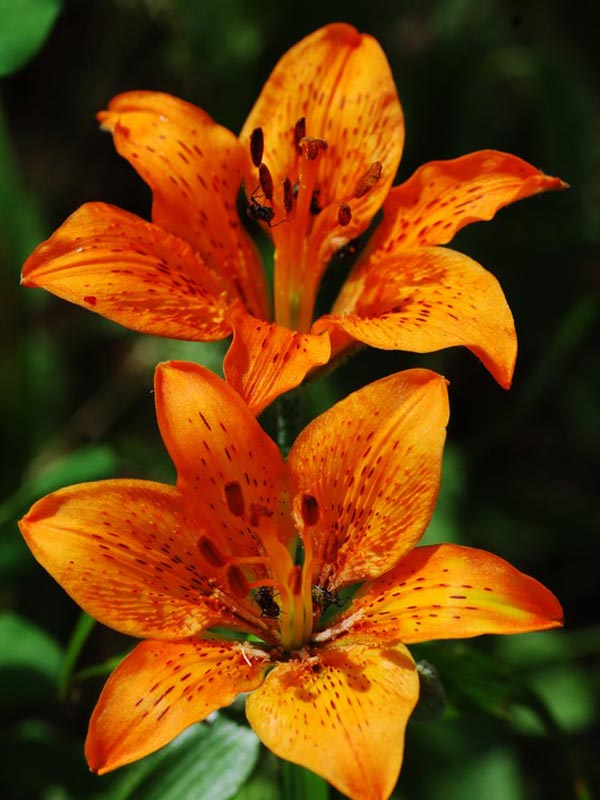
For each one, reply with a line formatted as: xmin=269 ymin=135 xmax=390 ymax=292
xmin=337 ymin=203 xmax=352 ymax=226
xmin=250 ymin=127 xmax=264 ymax=168
xmin=197 ymin=536 xmax=226 ymax=568
xmin=301 ymin=494 xmax=319 ymax=526
xmin=300 ymin=137 xmax=328 ymax=161
xmin=289 ymin=565 xmax=303 ymax=595
xmin=294 ymin=117 xmax=306 ymax=153
xmin=310 ymin=190 xmax=322 ymax=215
xmin=227 ymin=564 xmax=250 ymax=598
xmin=283 ymin=177 xmax=294 ymax=213
xmin=354 ymin=161 xmax=383 ymax=198
xmin=258 ymin=163 xmax=274 ymax=200
xmin=225 ymin=481 xmax=245 ymax=517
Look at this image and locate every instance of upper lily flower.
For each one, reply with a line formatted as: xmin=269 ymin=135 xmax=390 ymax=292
xmin=21 ymin=24 xmax=566 ymax=413
xmin=20 ymin=362 xmax=562 ymax=800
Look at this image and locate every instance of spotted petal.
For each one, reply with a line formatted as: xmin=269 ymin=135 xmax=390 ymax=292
xmin=21 ymin=203 xmax=233 ymax=340
xmin=155 ymin=361 xmax=294 ymax=553
xmin=335 ymin=544 xmax=563 ymax=645
xmin=99 ymin=91 xmax=269 ymax=318
xmin=19 ymin=481 xmax=268 ymax=640
xmin=246 ymin=641 xmax=418 ymax=800
xmin=223 ymin=302 xmax=331 ymax=415
xmin=318 ymin=246 xmax=517 ymax=389
xmin=367 ymin=150 xmax=568 ymax=251
xmin=288 ymin=369 xmax=449 ymax=589
xmin=86 ymin=639 xmax=269 ymax=774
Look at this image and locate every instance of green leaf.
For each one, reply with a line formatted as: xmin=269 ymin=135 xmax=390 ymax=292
xmin=103 ymin=715 xmax=260 ymax=800
xmin=0 ymin=719 xmax=98 ymax=798
xmin=280 ymin=761 xmax=329 ymax=800
xmin=0 ymin=0 xmax=62 ymax=76
xmin=426 ymin=746 xmax=526 ymax=800
xmin=0 ymin=612 xmax=61 ymax=710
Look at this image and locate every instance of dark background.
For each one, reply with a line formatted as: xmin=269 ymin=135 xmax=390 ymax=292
xmin=1 ymin=1 xmax=598 ymax=798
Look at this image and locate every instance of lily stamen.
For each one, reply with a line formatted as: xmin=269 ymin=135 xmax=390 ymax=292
xmin=354 ymin=161 xmax=383 ymax=198
xmin=249 ymin=126 xmax=264 ymax=167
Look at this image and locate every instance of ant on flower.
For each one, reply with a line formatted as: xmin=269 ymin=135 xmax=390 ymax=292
xmin=246 ymin=187 xmax=277 ymax=227
xmin=246 ymin=158 xmax=288 ymax=228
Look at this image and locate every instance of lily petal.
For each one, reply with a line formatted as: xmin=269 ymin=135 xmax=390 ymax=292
xmin=367 ymin=150 xmax=568 ymax=251
xmin=288 ymin=369 xmax=449 ymax=588
xmin=86 ymin=639 xmax=269 ymax=774
xmin=155 ymin=361 xmax=294 ymax=553
xmin=318 ymin=246 xmax=517 ymax=389
xmin=98 ymin=91 xmax=269 ymax=318
xmin=19 ymin=481 xmax=266 ymax=639
xmin=338 ymin=544 xmax=563 ymax=645
xmin=223 ymin=302 xmax=331 ymax=415
xmin=21 ymin=202 xmax=233 ymax=340
xmin=246 ymin=641 xmax=418 ymax=800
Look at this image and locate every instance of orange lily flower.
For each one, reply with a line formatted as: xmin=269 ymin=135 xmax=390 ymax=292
xmin=21 ymin=24 xmax=565 ymax=414
xmin=20 ymin=362 xmax=562 ymax=800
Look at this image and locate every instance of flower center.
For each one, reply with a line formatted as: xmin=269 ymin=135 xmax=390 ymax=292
xmin=247 ymin=120 xmax=383 ymax=333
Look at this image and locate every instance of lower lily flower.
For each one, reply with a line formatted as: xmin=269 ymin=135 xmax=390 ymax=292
xmin=19 ymin=362 xmax=562 ymax=800
xmin=20 ymin=24 xmax=566 ymax=415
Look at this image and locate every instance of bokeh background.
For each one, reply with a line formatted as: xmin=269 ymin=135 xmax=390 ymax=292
xmin=1 ymin=1 xmax=598 ymax=798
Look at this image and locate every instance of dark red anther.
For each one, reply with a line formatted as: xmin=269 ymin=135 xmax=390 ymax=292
xmin=258 ymin=163 xmax=274 ymax=200
xmin=294 ymin=117 xmax=306 ymax=153
xmin=227 ymin=565 xmax=249 ymax=598
xmin=250 ymin=127 xmax=264 ymax=168
xmin=197 ymin=536 xmax=226 ymax=568
xmin=283 ymin=177 xmax=294 ymax=213
xmin=301 ymin=137 xmax=328 ymax=161
xmin=310 ymin=189 xmax=322 ymax=215
xmin=354 ymin=161 xmax=383 ymax=198
xmin=301 ymin=494 xmax=319 ymax=526
xmin=225 ymin=480 xmax=245 ymax=516
xmin=337 ymin=202 xmax=352 ymax=226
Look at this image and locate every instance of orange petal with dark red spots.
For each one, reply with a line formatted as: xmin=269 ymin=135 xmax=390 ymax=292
xmin=86 ymin=639 xmax=269 ymax=774
xmin=223 ymin=302 xmax=331 ymax=416
xmin=318 ymin=246 xmax=517 ymax=389
xmin=288 ymin=369 xmax=449 ymax=589
xmin=18 ymin=481 xmax=267 ymax=640
xmin=339 ymin=544 xmax=563 ymax=645
xmin=21 ymin=202 xmax=233 ymax=341
xmin=98 ymin=91 xmax=269 ymax=318
xmin=368 ymin=150 xmax=567 ymax=251
xmin=155 ymin=361 xmax=295 ymax=552
xmin=246 ymin=641 xmax=418 ymax=800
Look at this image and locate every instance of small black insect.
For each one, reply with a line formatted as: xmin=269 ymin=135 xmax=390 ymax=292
xmin=246 ymin=187 xmax=277 ymax=227
xmin=255 ymin=586 xmax=281 ymax=619
xmin=311 ymin=585 xmax=342 ymax=611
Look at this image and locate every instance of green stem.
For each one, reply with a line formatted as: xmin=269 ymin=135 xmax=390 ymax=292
xmin=58 ymin=611 xmax=96 ymax=700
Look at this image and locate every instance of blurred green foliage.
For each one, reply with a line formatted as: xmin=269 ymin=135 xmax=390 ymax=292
xmin=1 ymin=0 xmax=598 ymax=798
